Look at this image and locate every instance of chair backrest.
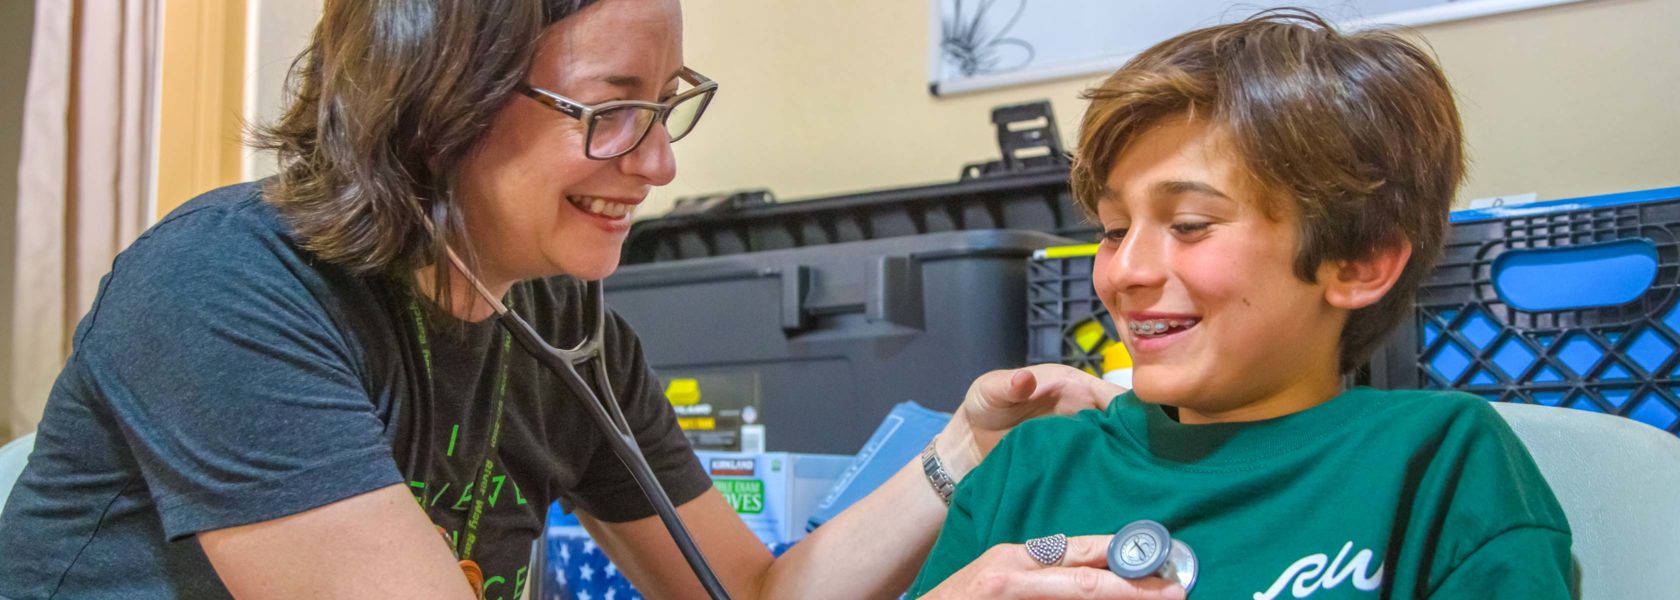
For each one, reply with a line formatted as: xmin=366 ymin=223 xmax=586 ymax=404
xmin=1490 ymin=402 xmax=1680 ymax=599
xmin=0 ymin=432 xmax=36 ymax=515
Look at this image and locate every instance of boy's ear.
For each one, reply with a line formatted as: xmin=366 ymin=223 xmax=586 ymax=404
xmin=1320 ymin=238 xmax=1413 ymax=310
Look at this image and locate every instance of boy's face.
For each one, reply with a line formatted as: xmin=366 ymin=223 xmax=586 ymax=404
xmin=1092 ymin=116 xmax=1345 ymax=422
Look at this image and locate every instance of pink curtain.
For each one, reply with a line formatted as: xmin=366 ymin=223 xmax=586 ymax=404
xmin=7 ymin=0 xmax=158 ymax=438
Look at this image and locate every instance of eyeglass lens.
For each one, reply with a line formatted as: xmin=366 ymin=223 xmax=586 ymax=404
xmin=587 ymin=91 xmax=710 ymax=158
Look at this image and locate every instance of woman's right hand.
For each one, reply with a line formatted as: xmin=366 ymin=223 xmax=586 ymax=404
xmin=921 ymin=535 xmax=1186 ymax=599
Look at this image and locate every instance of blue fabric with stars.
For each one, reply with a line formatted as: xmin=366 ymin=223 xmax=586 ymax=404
xmin=538 ymin=503 xmax=794 ymax=600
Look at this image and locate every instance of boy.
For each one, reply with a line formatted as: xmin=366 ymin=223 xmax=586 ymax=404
xmin=909 ymin=10 xmax=1571 ymax=598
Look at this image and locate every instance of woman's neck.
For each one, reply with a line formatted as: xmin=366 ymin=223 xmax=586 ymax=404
xmin=413 ymin=263 xmax=513 ymax=323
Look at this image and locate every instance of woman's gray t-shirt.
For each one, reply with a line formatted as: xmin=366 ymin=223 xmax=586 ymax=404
xmin=0 ymin=181 xmax=710 ymax=598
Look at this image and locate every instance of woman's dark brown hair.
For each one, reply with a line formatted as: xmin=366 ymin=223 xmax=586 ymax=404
xmin=1071 ymin=8 xmax=1466 ymax=373
xmin=252 ymin=0 xmax=599 ymax=307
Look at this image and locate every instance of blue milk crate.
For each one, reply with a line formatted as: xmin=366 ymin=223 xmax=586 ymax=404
xmin=537 ymin=505 xmax=801 ymax=600
xmin=1372 ymin=187 xmax=1680 ymax=434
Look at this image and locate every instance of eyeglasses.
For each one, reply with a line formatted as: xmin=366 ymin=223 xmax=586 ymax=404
xmin=519 ymin=67 xmax=717 ymax=160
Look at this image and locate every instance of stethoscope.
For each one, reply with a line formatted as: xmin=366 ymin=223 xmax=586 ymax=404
xmin=437 ymin=229 xmax=1199 ymax=599
xmin=437 ymin=245 xmax=734 ymax=600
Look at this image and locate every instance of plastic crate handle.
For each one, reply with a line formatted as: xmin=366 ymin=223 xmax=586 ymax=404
xmin=1491 ymin=239 xmax=1659 ymax=314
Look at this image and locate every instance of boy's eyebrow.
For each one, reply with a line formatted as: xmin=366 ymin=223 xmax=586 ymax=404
xmin=1155 ymin=179 xmax=1232 ymax=200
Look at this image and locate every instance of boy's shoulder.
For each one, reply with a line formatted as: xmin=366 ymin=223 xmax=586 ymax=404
xmin=989 ymin=388 xmax=1521 ymax=466
xmin=1343 ymin=387 xmax=1510 ymax=432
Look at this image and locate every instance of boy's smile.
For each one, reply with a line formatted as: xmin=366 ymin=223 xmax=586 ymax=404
xmin=1122 ymin=311 xmax=1201 ymax=352
xmin=1092 ymin=115 xmax=1347 ymax=424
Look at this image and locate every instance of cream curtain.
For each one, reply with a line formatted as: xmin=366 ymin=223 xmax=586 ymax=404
xmin=6 ymin=0 xmax=159 ymax=439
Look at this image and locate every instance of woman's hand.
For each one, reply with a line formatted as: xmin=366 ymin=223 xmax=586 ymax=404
xmin=922 ymin=535 xmax=1184 ymax=599
xmin=935 ymin=365 xmax=1127 ymax=479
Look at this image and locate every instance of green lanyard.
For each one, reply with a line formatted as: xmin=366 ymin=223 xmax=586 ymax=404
xmin=408 ymin=294 xmax=513 ymax=562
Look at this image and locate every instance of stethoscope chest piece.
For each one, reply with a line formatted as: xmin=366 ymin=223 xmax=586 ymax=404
xmin=1107 ymin=519 xmax=1198 ymax=592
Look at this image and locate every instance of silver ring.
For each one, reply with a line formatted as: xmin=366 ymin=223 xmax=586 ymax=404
xmin=1024 ymin=533 xmax=1069 ymax=566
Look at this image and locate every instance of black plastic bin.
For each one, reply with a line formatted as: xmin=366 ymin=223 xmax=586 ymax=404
xmin=622 ymin=166 xmax=1094 ymax=265
xmin=606 ymin=230 xmax=1078 ymax=454
xmin=1025 ymin=246 xmax=1115 ymax=375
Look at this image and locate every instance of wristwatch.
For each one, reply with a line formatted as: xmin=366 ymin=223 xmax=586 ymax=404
xmin=921 ymin=437 xmax=956 ymax=506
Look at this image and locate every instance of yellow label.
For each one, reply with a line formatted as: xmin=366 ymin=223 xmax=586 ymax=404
xmin=665 ymin=379 xmax=701 ymax=406
xmin=678 ymin=417 xmax=717 ymax=431
xmin=1041 ymin=244 xmax=1100 ymax=259
xmin=1103 ymin=342 xmax=1133 ymax=371
xmin=1073 ymin=320 xmax=1109 ymax=353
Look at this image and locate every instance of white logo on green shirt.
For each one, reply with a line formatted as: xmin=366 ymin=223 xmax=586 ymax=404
xmin=1254 ymin=541 xmax=1384 ymax=599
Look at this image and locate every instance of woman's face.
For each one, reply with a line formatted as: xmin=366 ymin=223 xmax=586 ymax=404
xmin=457 ymin=0 xmax=684 ymax=284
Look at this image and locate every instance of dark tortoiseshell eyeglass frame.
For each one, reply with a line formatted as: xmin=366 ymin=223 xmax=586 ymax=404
xmin=519 ymin=67 xmax=717 ymax=160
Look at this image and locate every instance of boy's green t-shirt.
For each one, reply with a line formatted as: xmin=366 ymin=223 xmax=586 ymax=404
xmin=909 ymin=388 xmax=1572 ymax=598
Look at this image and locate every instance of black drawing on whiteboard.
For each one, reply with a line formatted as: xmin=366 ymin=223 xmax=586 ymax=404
xmin=941 ymin=0 xmax=1036 ymax=77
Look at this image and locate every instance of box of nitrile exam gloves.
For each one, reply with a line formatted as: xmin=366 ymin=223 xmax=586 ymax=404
xmin=695 ymin=451 xmax=852 ymax=546
xmin=532 ymin=452 xmax=850 ymax=600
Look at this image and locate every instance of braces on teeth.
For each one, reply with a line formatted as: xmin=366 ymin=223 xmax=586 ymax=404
xmin=1128 ymin=320 xmax=1195 ymax=336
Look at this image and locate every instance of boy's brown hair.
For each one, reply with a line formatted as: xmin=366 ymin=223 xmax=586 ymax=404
xmin=1071 ymin=8 xmax=1466 ymax=373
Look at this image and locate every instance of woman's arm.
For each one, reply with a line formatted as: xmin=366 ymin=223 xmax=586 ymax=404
xmin=587 ymin=442 xmax=1182 ymax=600
xmin=199 ymin=484 xmax=477 ymax=599
xmin=583 ymin=450 xmax=949 ymax=600
xmin=586 ymin=364 xmax=1130 ymax=599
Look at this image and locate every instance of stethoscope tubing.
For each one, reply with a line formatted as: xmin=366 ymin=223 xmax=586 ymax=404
xmin=437 ymin=242 xmax=731 ymax=599
xmin=494 ymin=288 xmax=733 ymax=600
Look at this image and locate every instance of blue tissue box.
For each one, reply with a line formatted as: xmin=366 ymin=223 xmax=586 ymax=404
xmin=807 ymin=401 xmax=950 ymax=531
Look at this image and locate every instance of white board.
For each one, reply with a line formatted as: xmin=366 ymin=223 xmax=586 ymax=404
xmin=928 ymin=0 xmax=1593 ymax=96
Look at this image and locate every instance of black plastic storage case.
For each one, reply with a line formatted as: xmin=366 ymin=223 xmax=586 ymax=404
xmin=620 ymin=167 xmax=1089 ymax=265
xmin=620 ymin=100 xmax=1094 ymax=265
xmin=605 ymin=229 xmax=1077 ymax=454
xmin=606 ymin=101 xmax=1091 ymax=454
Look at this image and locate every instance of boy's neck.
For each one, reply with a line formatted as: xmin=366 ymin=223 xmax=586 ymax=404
xmin=1174 ymin=367 xmax=1345 ymax=425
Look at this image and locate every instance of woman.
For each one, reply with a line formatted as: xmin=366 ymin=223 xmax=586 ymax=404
xmin=0 ymin=1 xmax=1173 ymax=598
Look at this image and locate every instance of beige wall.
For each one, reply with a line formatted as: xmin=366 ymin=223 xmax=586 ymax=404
xmin=244 ymin=1 xmax=1680 ymax=215
xmin=155 ymin=0 xmax=247 ymax=218
xmin=0 ymin=0 xmax=37 ymax=442
xmin=660 ymin=0 xmax=1680 ymax=214
xmin=243 ymin=0 xmax=322 ymax=181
